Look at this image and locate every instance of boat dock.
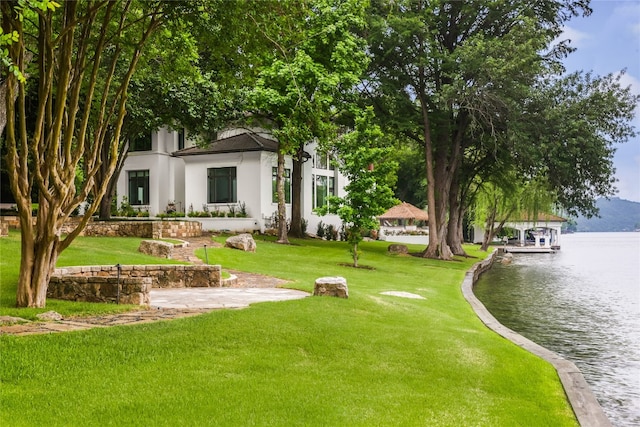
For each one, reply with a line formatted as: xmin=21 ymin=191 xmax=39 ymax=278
xmin=503 ymin=246 xmax=557 ymax=254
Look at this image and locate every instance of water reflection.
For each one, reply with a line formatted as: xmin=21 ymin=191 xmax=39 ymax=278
xmin=474 ymin=233 xmax=640 ymax=427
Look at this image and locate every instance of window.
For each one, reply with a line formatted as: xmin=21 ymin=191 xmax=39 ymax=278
xmin=177 ymin=128 xmax=185 ymax=150
xmin=315 ymin=152 xmax=328 ymax=169
xmin=128 ymin=170 xmax=149 ymax=205
xmin=313 ymin=152 xmax=335 ymax=170
xmin=129 ymin=133 xmax=152 ymax=152
xmin=313 ymin=174 xmax=336 ymax=208
xmin=208 ymin=167 xmax=236 ymax=203
xmin=272 ymin=167 xmax=291 ymax=203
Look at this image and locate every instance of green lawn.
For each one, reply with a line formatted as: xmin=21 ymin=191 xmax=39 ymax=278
xmin=0 ymin=231 xmax=577 ymax=426
xmin=0 ymin=231 xmax=184 ymax=319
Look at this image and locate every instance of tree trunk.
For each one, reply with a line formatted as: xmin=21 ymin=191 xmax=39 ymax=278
xmin=14 ymin=191 xmax=63 ymax=307
xmin=447 ymin=203 xmax=467 ymax=256
xmin=288 ymin=146 xmax=304 ymax=238
xmin=419 ymin=96 xmax=443 ymax=259
xmin=99 ymin=190 xmax=114 ymax=219
xmin=420 ymin=98 xmax=461 ymax=260
xmin=447 ymin=174 xmax=468 ymax=256
xmin=3 ymin=0 xmax=163 ymax=308
xmin=276 ymin=150 xmax=289 ymax=244
xmin=98 ymin=142 xmax=116 ymax=219
xmin=0 ymin=80 xmax=13 ymax=138
xmin=97 ymin=132 xmax=129 ymax=220
xmin=16 ymin=229 xmax=59 ymax=308
xmin=481 ymin=206 xmax=514 ymax=251
xmin=480 ymin=205 xmax=497 ymax=251
xmin=426 ymin=146 xmax=454 ymax=260
xmin=352 ymin=241 xmax=359 ymax=267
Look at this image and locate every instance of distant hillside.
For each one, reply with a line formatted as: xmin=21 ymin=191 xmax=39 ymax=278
xmin=574 ymin=198 xmax=640 ymax=232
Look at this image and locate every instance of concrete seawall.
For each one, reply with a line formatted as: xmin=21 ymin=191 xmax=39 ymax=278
xmin=463 ymin=250 xmax=612 ymax=427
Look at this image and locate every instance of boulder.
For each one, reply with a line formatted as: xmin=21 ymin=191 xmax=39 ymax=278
xmin=138 ymin=240 xmax=173 ymax=258
xmin=314 ymin=276 xmax=348 ymax=299
xmin=388 ymin=244 xmax=409 ymax=254
xmin=36 ymin=311 xmax=63 ymax=321
xmin=225 ymin=233 xmax=257 ymax=252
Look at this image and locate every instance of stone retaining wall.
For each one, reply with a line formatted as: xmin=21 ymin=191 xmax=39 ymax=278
xmin=0 ymin=221 xmax=7 ymax=237
xmin=155 ymin=220 xmax=202 ymax=238
xmin=48 ymin=264 xmax=222 ymax=305
xmin=74 ymin=219 xmax=202 ymax=239
xmin=0 ymin=217 xmax=202 ymax=239
xmin=48 ymin=275 xmax=152 ymax=305
xmin=79 ymin=220 xmax=155 ymax=237
xmin=0 ymin=216 xmax=19 ymax=230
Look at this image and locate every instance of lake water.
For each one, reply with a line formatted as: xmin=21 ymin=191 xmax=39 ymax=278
xmin=473 ymin=232 xmax=640 ymax=427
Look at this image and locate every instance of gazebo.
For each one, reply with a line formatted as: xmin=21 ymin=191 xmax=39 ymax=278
xmin=379 ymin=202 xmax=429 ymax=232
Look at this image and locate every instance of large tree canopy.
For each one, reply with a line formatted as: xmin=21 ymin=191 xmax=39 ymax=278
xmin=518 ymin=71 xmax=639 ymax=218
xmin=363 ymin=0 xmax=610 ymax=259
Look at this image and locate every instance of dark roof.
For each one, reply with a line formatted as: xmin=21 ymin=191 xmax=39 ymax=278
xmin=173 ymin=132 xmax=278 ymax=157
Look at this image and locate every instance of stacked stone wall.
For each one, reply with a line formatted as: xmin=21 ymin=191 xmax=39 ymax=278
xmin=155 ymin=221 xmax=201 ymax=238
xmin=470 ymin=252 xmax=496 ymax=283
xmin=48 ymin=275 xmax=152 ymax=305
xmin=1 ymin=216 xmax=202 ymax=239
xmin=48 ymin=264 xmax=222 ymax=305
xmin=0 ymin=220 xmax=8 ymax=237
xmin=0 ymin=216 xmax=20 ymax=230
xmin=81 ymin=221 xmax=155 ymax=237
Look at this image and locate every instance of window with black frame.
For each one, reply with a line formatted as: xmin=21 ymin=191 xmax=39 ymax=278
xmin=177 ymin=128 xmax=185 ymax=150
xmin=129 ymin=133 xmax=152 ymax=152
xmin=208 ymin=167 xmax=237 ymax=203
xmin=128 ymin=170 xmax=149 ymax=205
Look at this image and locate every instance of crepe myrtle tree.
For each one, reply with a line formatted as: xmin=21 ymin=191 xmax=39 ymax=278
xmin=317 ymin=108 xmax=398 ymax=267
xmin=1 ymin=0 xmax=167 ymax=308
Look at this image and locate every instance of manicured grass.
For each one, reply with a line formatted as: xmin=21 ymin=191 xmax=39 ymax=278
xmin=0 ymin=231 xmax=185 ymax=319
xmin=0 ymin=232 xmax=578 ymax=426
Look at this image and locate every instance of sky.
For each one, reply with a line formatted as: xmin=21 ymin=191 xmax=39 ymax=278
xmin=559 ymin=0 xmax=640 ymax=202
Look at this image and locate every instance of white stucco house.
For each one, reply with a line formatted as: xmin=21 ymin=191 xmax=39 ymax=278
xmin=116 ymin=127 xmax=345 ymax=233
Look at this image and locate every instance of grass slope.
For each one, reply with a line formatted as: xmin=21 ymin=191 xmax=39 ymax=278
xmin=0 ymin=232 xmax=577 ymax=426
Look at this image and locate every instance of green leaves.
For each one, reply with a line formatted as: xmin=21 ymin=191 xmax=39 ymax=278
xmin=319 ymin=107 xmax=399 ymax=264
xmin=247 ymin=0 xmax=369 ymax=150
xmin=517 ymin=71 xmax=639 ymax=217
xmin=0 ymin=28 xmax=25 ymax=82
